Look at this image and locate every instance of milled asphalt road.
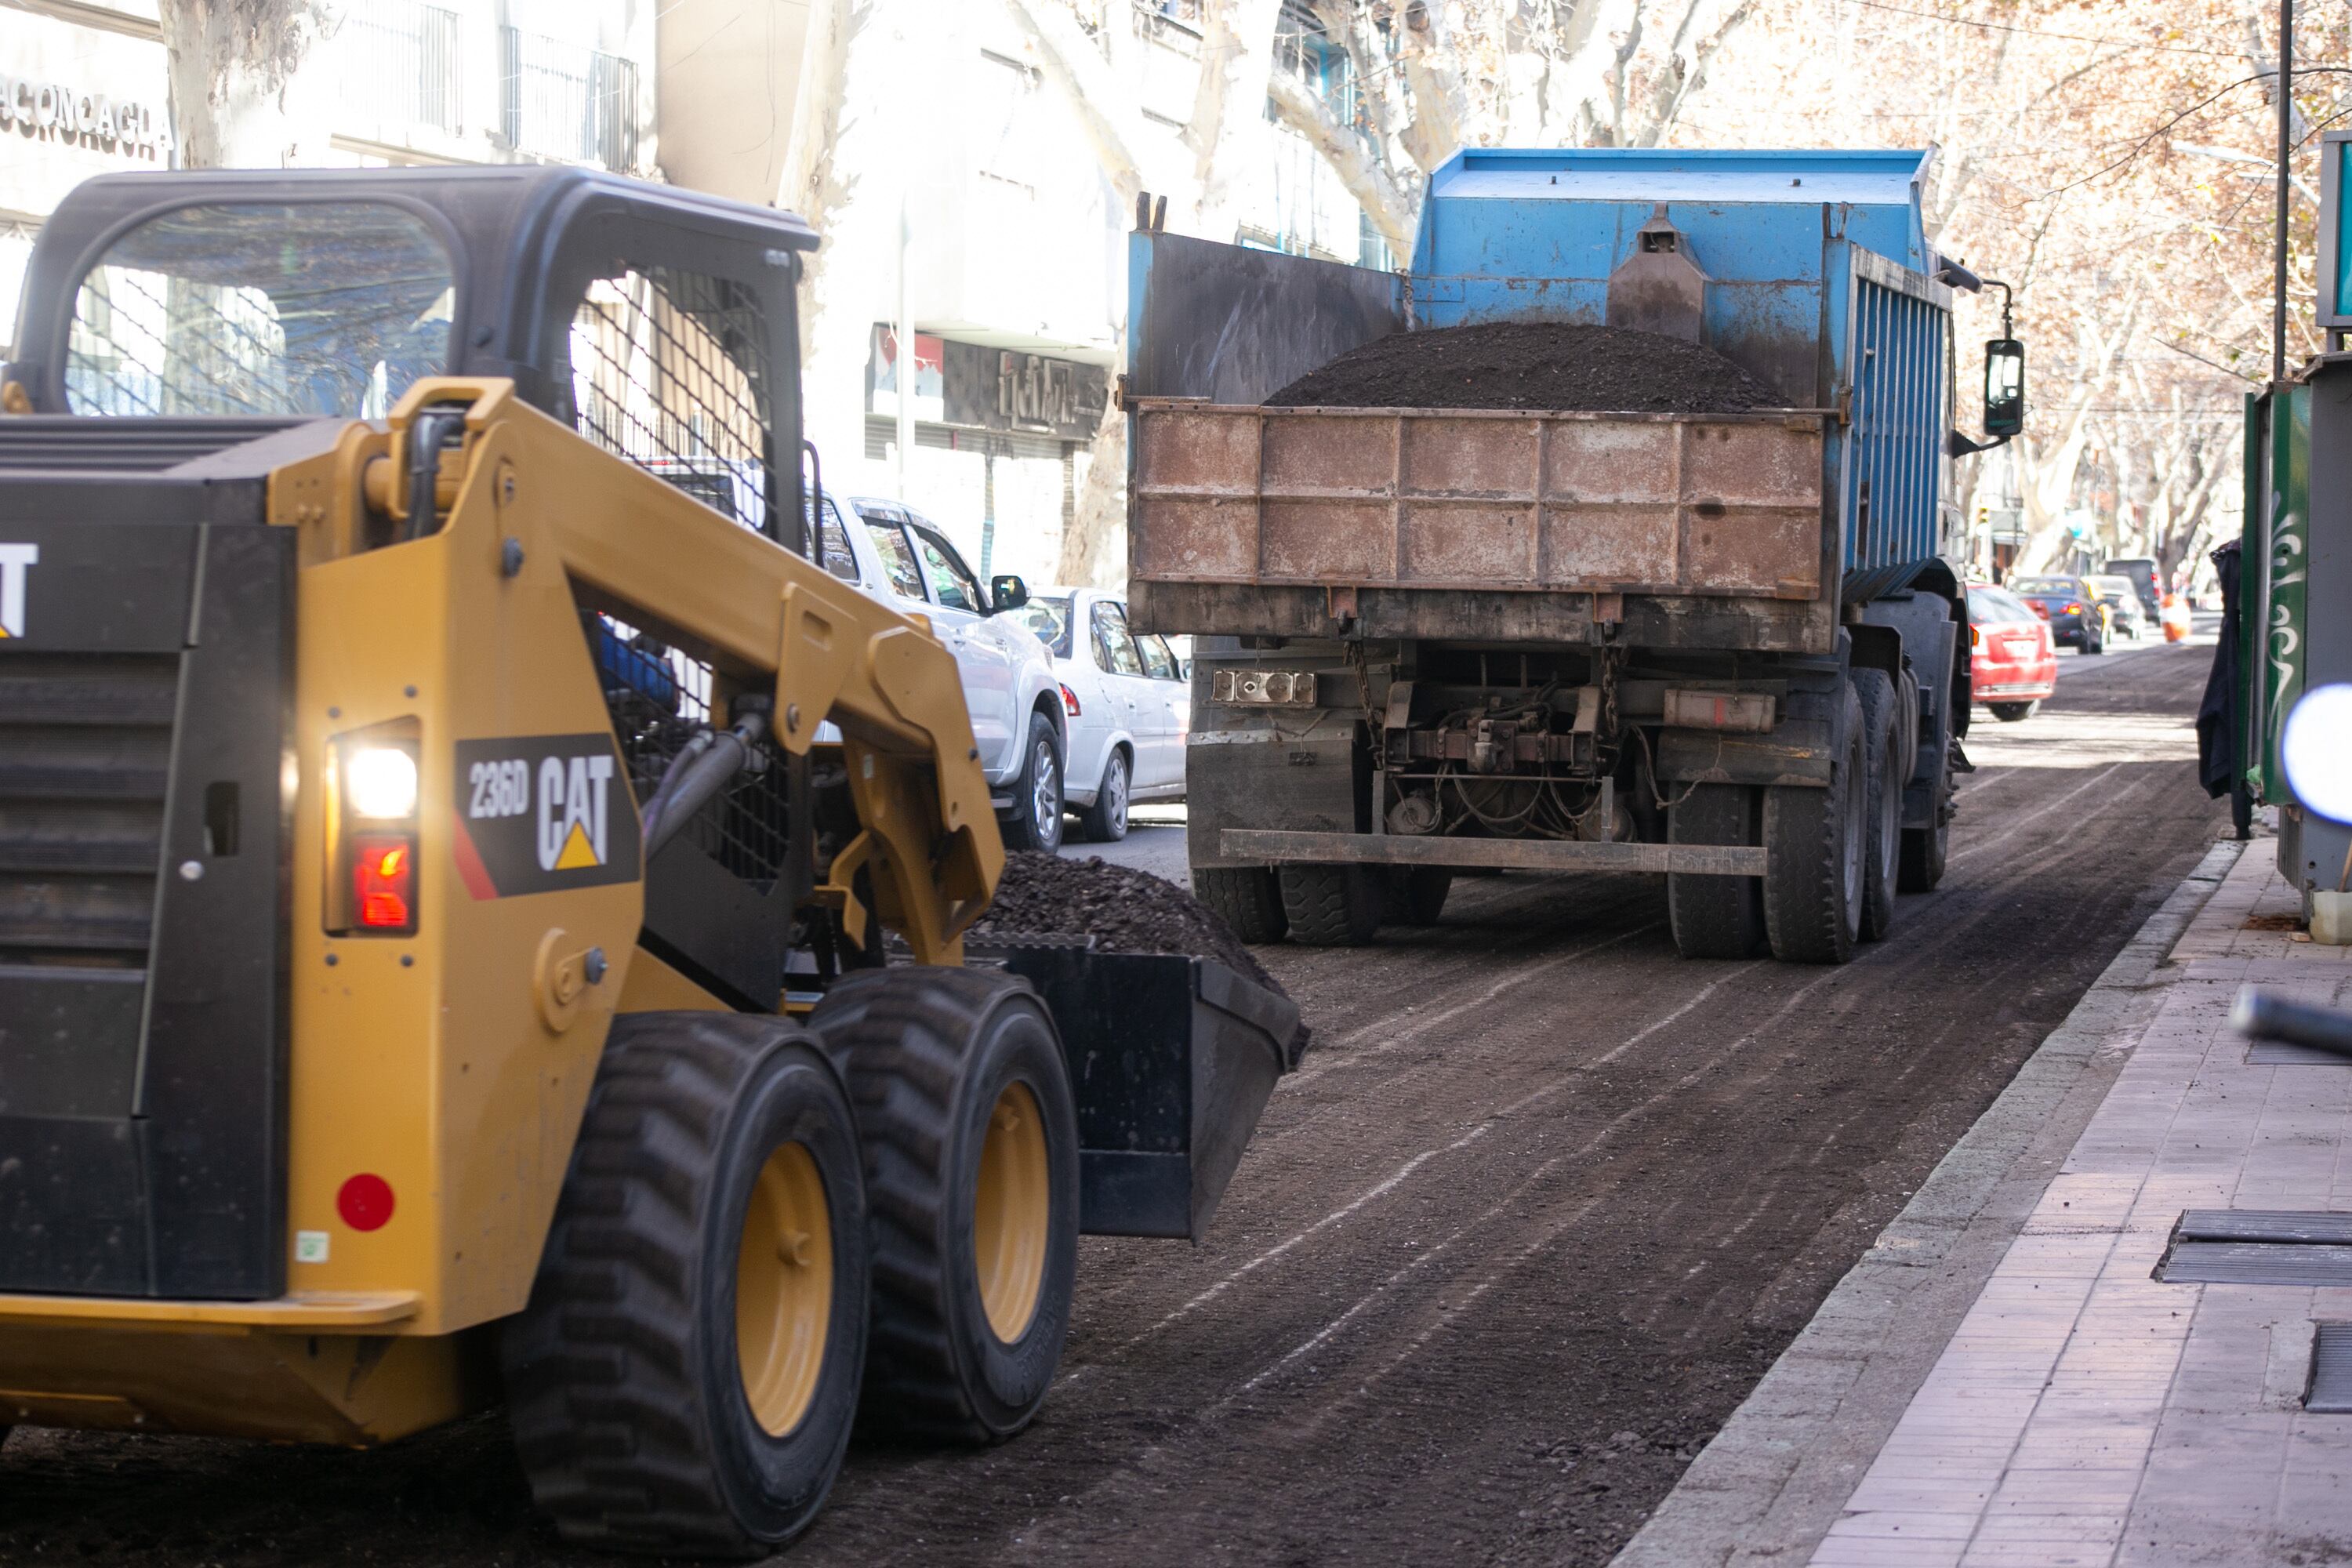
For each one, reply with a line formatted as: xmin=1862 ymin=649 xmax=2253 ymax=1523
xmin=0 ymin=633 xmax=2226 ymax=1568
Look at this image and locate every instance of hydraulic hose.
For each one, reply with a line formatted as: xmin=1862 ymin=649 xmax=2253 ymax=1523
xmin=639 ymin=705 xmax=771 ymax=861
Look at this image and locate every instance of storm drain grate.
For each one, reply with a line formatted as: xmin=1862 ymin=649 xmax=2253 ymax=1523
xmin=2156 ymin=1211 xmax=2352 ymax=1286
xmin=2307 ymin=1323 xmax=2352 ymax=1412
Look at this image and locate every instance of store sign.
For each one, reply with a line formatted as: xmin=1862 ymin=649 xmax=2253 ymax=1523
xmin=868 ymin=329 xmax=1109 ymax=441
xmin=0 ymin=71 xmax=168 ymax=158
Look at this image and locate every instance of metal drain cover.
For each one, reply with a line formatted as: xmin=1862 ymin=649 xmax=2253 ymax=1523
xmin=2157 ymin=1211 xmax=2352 ymax=1285
xmin=2307 ymin=1323 xmax=2352 ymax=1412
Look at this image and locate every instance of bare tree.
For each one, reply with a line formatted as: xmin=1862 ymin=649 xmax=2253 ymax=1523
xmin=158 ymin=0 xmax=341 ymax=168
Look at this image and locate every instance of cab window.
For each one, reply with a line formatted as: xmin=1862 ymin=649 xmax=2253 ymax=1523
xmin=909 ymin=525 xmax=982 ymax=612
xmin=863 ymin=518 xmax=927 ymax=600
xmin=1091 ymin=601 xmax=1145 ymax=677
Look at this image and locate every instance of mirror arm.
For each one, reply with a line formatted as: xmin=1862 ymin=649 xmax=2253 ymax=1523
xmin=1945 ymin=429 xmax=2013 ymax=458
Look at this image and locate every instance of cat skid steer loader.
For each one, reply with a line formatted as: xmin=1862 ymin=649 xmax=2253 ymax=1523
xmin=0 ymin=168 xmax=1297 ymax=1555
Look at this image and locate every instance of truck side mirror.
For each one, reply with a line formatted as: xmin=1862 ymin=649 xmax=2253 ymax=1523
xmin=1984 ymin=339 xmax=2025 ymax=437
xmin=990 ymin=574 xmax=1029 ymax=612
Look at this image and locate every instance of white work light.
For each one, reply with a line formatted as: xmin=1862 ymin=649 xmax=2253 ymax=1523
xmin=2282 ymin=684 xmax=2352 ymax=826
xmin=345 ymin=745 xmax=420 ymax=821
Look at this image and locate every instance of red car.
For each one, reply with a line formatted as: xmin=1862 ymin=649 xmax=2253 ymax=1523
xmin=1969 ymin=582 xmax=2058 ymax=720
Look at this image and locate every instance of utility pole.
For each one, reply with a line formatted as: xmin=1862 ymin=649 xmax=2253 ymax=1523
xmin=898 ymin=194 xmax=915 ymax=503
xmin=2274 ymin=0 xmax=2294 ymax=383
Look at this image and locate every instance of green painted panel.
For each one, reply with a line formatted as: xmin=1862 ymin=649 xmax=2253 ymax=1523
xmin=2256 ymin=384 xmax=2311 ymax=800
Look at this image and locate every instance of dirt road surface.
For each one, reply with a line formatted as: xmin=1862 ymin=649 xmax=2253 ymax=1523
xmin=0 ymin=639 xmax=2226 ymax=1567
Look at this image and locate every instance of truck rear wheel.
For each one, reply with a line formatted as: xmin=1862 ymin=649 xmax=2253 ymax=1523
xmin=1762 ymin=686 xmax=1865 ymax=964
xmin=1392 ymin=867 xmax=1453 ymax=925
xmin=504 ymin=1013 xmax=869 ymax=1556
xmin=810 ymin=967 xmax=1080 ymax=1444
xmin=1193 ymin=866 xmax=1289 ymax=942
xmin=1668 ymin=784 xmax=1766 ymax=959
xmin=1853 ymin=669 xmax=1902 ymax=942
xmin=1279 ymin=863 xmax=1381 ymax=946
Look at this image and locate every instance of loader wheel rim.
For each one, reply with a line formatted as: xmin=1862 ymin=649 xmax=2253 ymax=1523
xmin=736 ymin=1140 xmax=833 ymax=1437
xmin=974 ymin=1080 xmax=1051 ymax=1343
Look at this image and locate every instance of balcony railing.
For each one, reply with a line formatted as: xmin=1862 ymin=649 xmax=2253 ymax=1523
xmin=339 ymin=1 xmax=461 ymax=136
xmin=499 ymin=27 xmax=640 ymax=171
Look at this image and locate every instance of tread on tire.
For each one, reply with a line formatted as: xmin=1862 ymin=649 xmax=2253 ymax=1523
xmin=1762 ymin=684 xmax=1865 ymax=964
xmin=1853 ymin=668 xmax=1901 ymax=942
xmin=1668 ymin=782 xmax=1766 ymax=959
xmin=1193 ymin=866 xmax=1289 ymax=943
xmin=809 ymin=967 xmax=1080 ymax=1446
xmin=503 ymin=1012 xmax=869 ymax=1557
xmin=1278 ymin=862 xmax=1381 ymax=946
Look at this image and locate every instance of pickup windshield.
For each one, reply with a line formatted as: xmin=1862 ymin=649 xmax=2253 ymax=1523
xmin=64 ymin=202 xmax=454 ymax=418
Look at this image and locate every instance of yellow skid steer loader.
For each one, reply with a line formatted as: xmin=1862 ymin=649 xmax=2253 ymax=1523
xmin=0 ymin=168 xmax=1298 ymax=1555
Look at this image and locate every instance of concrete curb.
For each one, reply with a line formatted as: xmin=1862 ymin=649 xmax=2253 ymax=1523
xmin=1612 ymin=836 xmax=2247 ymax=1568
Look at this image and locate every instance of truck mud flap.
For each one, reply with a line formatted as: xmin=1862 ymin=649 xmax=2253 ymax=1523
xmin=998 ymin=946 xmax=1302 ymax=1243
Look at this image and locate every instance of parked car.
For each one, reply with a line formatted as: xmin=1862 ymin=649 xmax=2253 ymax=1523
xmin=2084 ymin=573 xmax=2147 ymax=639
xmin=804 ymin=492 xmax=1069 ymax=850
xmin=1006 ymin=588 xmax=1189 ymax=841
xmin=2007 ymin=573 xmax=2108 ymax=653
xmin=1969 ymin=582 xmax=2058 ymax=720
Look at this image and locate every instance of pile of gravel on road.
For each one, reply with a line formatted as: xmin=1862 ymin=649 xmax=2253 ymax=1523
xmin=1264 ymin=321 xmax=1777 ymax=415
xmin=967 ymin=851 xmax=1307 ymax=1050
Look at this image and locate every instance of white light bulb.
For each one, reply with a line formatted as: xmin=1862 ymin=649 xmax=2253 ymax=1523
xmin=346 ymin=746 xmax=419 ymax=821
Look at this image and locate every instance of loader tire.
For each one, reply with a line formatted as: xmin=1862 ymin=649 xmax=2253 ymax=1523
xmin=504 ymin=1013 xmax=869 ymax=1557
xmin=1668 ymin=783 xmax=1766 ymax=960
xmin=810 ymin=967 xmax=1079 ymax=1445
xmin=1853 ymin=668 xmax=1902 ymax=943
xmin=1193 ymin=866 xmax=1289 ymax=943
xmin=1762 ymin=685 xmax=1865 ymax=964
xmin=1279 ymin=863 xmax=1381 ymax=946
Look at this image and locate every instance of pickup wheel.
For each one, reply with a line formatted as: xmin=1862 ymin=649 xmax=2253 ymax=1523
xmin=809 ymin=968 xmax=1079 ymax=1446
xmin=1668 ymin=783 xmax=1766 ymax=959
xmin=1989 ymin=700 xmax=2037 ymax=723
xmin=1853 ymin=669 xmax=1902 ymax=942
xmin=997 ymin=711 xmax=1065 ymax=854
xmin=1076 ymin=748 xmax=1130 ymax=843
xmin=1194 ymin=866 xmax=1289 ymax=943
xmin=1278 ymin=863 xmax=1381 ymax=946
xmin=1762 ymin=685 xmax=1865 ymax=965
xmin=503 ymin=1014 xmax=869 ymax=1555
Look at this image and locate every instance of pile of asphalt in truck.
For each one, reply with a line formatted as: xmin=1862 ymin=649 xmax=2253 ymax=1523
xmin=1265 ymin=321 xmax=1775 ymax=414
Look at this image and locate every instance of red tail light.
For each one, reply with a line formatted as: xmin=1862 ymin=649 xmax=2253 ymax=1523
xmin=1060 ymin=682 xmax=1082 ymax=717
xmin=2063 ymin=601 xmax=2085 ymax=615
xmin=353 ymin=834 xmax=416 ymax=931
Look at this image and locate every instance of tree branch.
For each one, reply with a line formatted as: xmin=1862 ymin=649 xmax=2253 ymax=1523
xmin=1269 ymin=68 xmax=1417 ymax=255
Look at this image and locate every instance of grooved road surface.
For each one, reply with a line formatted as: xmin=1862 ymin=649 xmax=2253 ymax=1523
xmin=0 ymin=641 xmax=2225 ymax=1567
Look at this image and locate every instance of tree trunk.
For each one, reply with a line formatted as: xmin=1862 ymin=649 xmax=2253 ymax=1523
xmin=158 ymin=0 xmax=340 ymax=168
xmin=1056 ymin=396 xmax=1127 ymax=588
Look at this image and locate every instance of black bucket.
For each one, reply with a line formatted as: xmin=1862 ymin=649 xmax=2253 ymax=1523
xmin=997 ymin=946 xmax=1303 ymax=1243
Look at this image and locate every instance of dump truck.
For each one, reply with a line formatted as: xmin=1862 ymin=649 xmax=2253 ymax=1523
xmin=1126 ymin=149 xmax=2025 ymax=962
xmin=0 ymin=167 xmax=1298 ymax=1554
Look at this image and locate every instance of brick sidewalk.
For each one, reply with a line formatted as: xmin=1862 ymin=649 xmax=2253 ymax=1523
xmin=1813 ymin=844 xmax=2352 ymax=1566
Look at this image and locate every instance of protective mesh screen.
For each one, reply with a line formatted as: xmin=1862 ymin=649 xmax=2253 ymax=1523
xmin=564 ymin=266 xmax=776 ymax=535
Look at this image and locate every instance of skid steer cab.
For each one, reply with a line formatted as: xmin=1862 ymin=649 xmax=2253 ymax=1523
xmin=0 ymin=167 xmax=1299 ymax=1556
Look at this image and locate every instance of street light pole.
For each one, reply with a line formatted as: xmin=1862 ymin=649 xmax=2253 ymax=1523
xmin=898 ymin=194 xmax=915 ymax=503
xmin=2274 ymin=0 xmax=2294 ymax=384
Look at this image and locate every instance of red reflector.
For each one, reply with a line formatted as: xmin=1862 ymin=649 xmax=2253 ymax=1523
xmin=1060 ymin=682 xmax=1081 ymax=717
xmin=353 ymin=833 xmax=415 ymax=931
xmin=337 ymin=1173 xmax=395 ymax=1232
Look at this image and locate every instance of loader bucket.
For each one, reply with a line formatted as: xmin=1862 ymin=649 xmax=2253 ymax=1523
xmin=999 ymin=946 xmax=1302 ymax=1242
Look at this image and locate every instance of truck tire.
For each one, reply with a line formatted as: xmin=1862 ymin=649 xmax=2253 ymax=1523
xmin=1194 ymin=866 xmax=1289 ymax=943
xmin=1279 ymin=863 xmax=1381 ymax=946
xmin=1668 ymin=783 xmax=1766 ymax=959
xmin=1395 ymin=867 xmax=1452 ymax=926
xmin=1853 ymin=668 xmax=1902 ymax=943
xmin=809 ymin=967 xmax=1079 ymax=1445
xmin=997 ymin=711 xmax=1065 ymax=854
xmin=1076 ymin=747 xmax=1130 ymax=842
xmin=1762 ymin=685 xmax=1865 ymax=964
xmin=1899 ymin=811 xmax=1950 ymax=892
xmin=504 ymin=1013 xmax=869 ymax=1556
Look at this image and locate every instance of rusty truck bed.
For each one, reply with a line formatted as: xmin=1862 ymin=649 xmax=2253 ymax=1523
xmin=1127 ymin=401 xmax=1838 ymax=652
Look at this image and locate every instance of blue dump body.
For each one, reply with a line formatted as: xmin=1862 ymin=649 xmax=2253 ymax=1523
xmin=1407 ymin=147 xmax=1954 ymax=601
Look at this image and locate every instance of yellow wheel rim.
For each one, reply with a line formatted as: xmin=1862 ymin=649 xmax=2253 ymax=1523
xmin=736 ymin=1141 xmax=833 ymax=1437
xmin=973 ymin=1080 xmax=1050 ymax=1343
